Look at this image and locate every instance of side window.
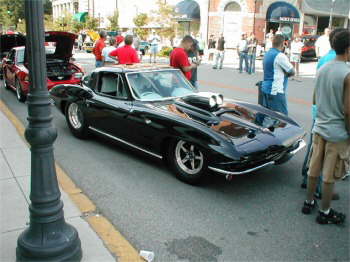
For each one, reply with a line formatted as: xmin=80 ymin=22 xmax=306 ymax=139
xmin=115 ymin=75 xmax=129 ymax=99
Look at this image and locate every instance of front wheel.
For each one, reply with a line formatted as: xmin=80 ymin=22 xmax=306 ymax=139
xmin=65 ymin=102 xmax=90 ymax=139
xmin=168 ymin=140 xmax=207 ymax=185
xmin=15 ymin=79 xmax=26 ymax=102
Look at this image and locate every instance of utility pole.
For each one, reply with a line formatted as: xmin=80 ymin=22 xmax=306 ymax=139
xmin=16 ymin=0 xmax=82 ymax=261
xmin=329 ymin=0 xmax=336 ymax=29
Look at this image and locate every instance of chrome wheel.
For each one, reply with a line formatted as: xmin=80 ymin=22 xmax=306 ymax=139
xmin=68 ymin=103 xmax=82 ymax=129
xmin=16 ymin=84 xmax=21 ymax=100
xmin=175 ymin=141 xmax=204 ymax=175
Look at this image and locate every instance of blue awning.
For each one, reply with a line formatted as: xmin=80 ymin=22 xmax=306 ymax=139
xmin=175 ymin=0 xmax=200 ymax=20
xmin=266 ymin=1 xmax=300 ymax=23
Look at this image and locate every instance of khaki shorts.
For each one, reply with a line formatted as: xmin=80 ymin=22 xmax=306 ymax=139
xmin=308 ymin=133 xmax=350 ymax=183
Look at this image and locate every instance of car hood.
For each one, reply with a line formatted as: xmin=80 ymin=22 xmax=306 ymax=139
xmin=1 ymin=34 xmax=26 ymax=57
xmin=24 ymin=31 xmax=77 ymax=61
xmin=149 ymin=93 xmax=305 ymax=150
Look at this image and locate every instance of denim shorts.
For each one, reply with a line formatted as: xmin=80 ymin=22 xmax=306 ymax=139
xmin=261 ymin=92 xmax=288 ymax=115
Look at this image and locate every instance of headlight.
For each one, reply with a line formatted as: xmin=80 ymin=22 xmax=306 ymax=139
xmin=74 ymin=73 xmax=83 ymax=79
xmin=209 ymin=96 xmax=217 ymax=108
xmin=216 ymin=94 xmax=223 ymax=105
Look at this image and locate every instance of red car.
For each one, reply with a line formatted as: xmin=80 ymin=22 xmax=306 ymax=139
xmin=2 ymin=31 xmax=84 ymax=102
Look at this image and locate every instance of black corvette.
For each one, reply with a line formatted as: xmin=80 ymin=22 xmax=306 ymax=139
xmin=50 ymin=64 xmax=306 ymax=184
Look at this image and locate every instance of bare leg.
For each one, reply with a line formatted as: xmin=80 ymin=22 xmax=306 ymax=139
xmin=306 ymin=176 xmax=319 ymax=202
xmin=320 ymin=182 xmax=334 ymax=211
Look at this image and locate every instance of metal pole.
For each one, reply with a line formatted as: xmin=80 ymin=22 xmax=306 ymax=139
xmin=329 ymin=0 xmax=336 ymax=28
xmin=16 ymin=0 xmax=82 ymax=261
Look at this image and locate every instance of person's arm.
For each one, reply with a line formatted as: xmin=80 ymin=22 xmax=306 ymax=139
xmin=108 ymin=48 xmax=119 ymax=61
xmin=278 ymin=53 xmax=295 ymax=77
xmin=181 ymin=63 xmax=197 ymax=72
xmin=344 ymin=73 xmax=350 ymax=133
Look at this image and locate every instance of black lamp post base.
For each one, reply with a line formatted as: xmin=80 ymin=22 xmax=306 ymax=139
xmin=16 ymin=221 xmax=82 ymax=262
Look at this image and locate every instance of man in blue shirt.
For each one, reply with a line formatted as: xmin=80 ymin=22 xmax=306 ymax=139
xmin=261 ymin=35 xmax=295 ymax=115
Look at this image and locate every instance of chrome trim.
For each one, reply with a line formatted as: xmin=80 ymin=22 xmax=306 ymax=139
xmin=289 ymin=139 xmax=306 ymax=155
xmin=208 ymin=161 xmax=275 ymax=176
xmin=88 ymin=126 xmax=163 ymax=159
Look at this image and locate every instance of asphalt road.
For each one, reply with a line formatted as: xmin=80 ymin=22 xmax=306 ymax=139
xmin=1 ymin=54 xmax=349 ymax=262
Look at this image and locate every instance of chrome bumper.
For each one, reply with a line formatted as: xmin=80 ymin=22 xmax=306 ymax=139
xmin=208 ymin=161 xmax=275 ymax=176
xmin=289 ymin=139 xmax=306 ymax=155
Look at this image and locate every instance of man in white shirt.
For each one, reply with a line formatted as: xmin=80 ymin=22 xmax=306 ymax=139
xmin=237 ymin=34 xmax=249 ymax=73
xmin=290 ymin=35 xmax=304 ymax=78
xmin=315 ymin=27 xmax=331 ymax=59
xmin=148 ymin=31 xmax=160 ymax=63
xmin=101 ymin=38 xmax=117 ymax=66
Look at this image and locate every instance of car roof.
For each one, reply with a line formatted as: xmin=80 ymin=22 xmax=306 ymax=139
xmin=94 ymin=63 xmax=175 ymax=73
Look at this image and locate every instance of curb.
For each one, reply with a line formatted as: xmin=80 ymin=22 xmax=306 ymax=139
xmin=0 ymin=100 xmax=143 ymax=262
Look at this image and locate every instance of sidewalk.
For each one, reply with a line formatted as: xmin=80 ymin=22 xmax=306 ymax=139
xmin=0 ymin=109 xmax=115 ymax=261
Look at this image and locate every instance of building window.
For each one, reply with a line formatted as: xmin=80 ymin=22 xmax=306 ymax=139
xmin=224 ymin=2 xmax=241 ymax=12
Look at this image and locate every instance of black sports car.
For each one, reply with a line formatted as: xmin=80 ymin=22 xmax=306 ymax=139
xmin=50 ymin=64 xmax=306 ymax=184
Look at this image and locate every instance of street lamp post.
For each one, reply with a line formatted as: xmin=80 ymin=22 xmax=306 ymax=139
xmin=16 ymin=0 xmax=82 ymax=261
xmin=329 ymin=0 xmax=336 ymax=28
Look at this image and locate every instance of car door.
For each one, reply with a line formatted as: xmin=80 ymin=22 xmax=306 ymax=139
xmin=86 ymin=71 xmax=134 ymax=141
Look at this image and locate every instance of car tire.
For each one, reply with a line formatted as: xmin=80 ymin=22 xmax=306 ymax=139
xmin=15 ymin=78 xmax=26 ymax=102
xmin=168 ymin=139 xmax=207 ymax=185
xmin=65 ymin=102 xmax=90 ymax=139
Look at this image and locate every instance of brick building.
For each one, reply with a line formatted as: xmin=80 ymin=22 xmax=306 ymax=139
xmin=181 ymin=0 xmax=349 ymax=48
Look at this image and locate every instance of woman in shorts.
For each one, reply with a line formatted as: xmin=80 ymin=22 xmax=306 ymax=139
xmin=290 ymin=36 xmax=303 ymax=79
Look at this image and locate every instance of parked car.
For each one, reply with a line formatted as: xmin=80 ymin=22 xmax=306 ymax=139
xmin=50 ymin=64 xmax=306 ymax=185
xmin=0 ymin=33 xmax=26 ymax=79
xmin=2 ymin=31 xmax=84 ymax=102
xmin=139 ymin=41 xmax=150 ymax=55
xmin=301 ymin=35 xmax=319 ymax=61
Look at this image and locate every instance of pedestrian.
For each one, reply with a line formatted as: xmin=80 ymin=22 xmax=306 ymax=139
xmin=92 ymin=31 xmax=107 ymax=68
xmin=148 ymin=30 xmax=160 ymax=63
xmin=77 ymin=33 xmax=83 ymax=51
xmin=247 ymin=33 xmax=257 ymax=74
xmin=115 ymin=31 xmax=124 ymax=47
xmin=208 ymin=34 xmax=216 ymax=61
xmin=101 ymin=38 xmax=117 ymax=66
xmin=187 ymin=38 xmax=200 ymax=88
xmin=260 ymin=34 xmax=295 ymax=115
xmin=315 ymin=27 xmax=331 ymax=59
xmin=265 ymin=29 xmax=274 ymax=52
xmin=290 ymin=35 xmax=303 ymax=79
xmin=133 ymin=33 xmax=141 ymax=60
xmin=170 ymin=35 xmax=198 ymax=81
xmin=301 ymin=28 xmax=348 ymax=198
xmin=213 ymin=33 xmax=225 ymax=70
xmin=108 ymin=35 xmax=140 ymax=65
xmin=301 ymin=30 xmax=350 ymax=225
xmin=237 ymin=33 xmax=249 ymax=73
xmin=196 ymin=34 xmax=205 ymax=61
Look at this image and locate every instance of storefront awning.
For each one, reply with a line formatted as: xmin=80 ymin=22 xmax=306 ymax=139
xmin=73 ymin=12 xmax=88 ymax=23
xmin=175 ymin=0 xmax=200 ymax=20
xmin=302 ymin=0 xmax=350 ymax=17
xmin=266 ymin=1 xmax=300 ymax=23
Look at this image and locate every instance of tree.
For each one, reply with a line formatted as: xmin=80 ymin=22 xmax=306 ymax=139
xmin=107 ymin=10 xmax=119 ymax=31
xmin=133 ymin=13 xmax=148 ymax=40
xmin=85 ymin=16 xmax=99 ymax=31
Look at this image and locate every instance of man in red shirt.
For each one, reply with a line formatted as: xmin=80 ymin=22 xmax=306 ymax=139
xmin=170 ymin=35 xmax=198 ymax=81
xmin=115 ymin=32 xmax=124 ymax=46
xmin=109 ymin=35 xmax=140 ymax=64
xmin=92 ymin=31 xmax=106 ymax=67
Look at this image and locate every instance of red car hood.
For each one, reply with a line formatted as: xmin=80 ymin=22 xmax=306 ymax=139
xmin=24 ymin=31 xmax=77 ymax=61
xmin=1 ymin=34 xmax=26 ymax=58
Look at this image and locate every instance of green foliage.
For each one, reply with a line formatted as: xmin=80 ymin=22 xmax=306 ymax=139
xmin=71 ymin=20 xmax=85 ymax=33
xmin=85 ymin=16 xmax=99 ymax=31
xmin=158 ymin=46 xmax=173 ymax=57
xmin=151 ymin=0 xmax=177 ymax=41
xmin=0 ymin=0 xmax=52 ymax=31
xmin=133 ymin=13 xmax=149 ymax=40
xmin=107 ymin=10 xmax=119 ymax=31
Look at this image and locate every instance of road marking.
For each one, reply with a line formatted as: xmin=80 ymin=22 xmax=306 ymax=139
xmin=0 ymin=100 xmax=143 ymax=262
xmin=198 ymin=80 xmax=312 ymax=106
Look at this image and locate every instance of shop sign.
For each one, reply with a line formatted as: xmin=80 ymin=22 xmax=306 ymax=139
xmin=280 ymin=17 xmax=300 ymax=23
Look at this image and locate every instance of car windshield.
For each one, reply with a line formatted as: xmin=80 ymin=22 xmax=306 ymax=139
xmin=16 ymin=46 xmax=57 ymax=64
xmin=126 ymin=70 xmax=196 ymax=101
